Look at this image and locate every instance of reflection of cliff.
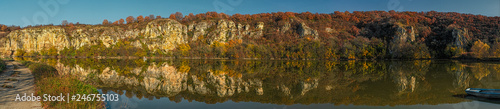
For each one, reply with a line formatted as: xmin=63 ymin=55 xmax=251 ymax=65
xmin=449 ymin=62 xmax=471 ymax=89
xmin=30 ymin=59 xmax=500 ymax=105
xmin=55 ymin=62 xmax=268 ymax=98
xmin=389 ymin=61 xmax=430 ymax=94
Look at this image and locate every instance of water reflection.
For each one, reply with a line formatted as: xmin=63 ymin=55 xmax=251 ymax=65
xmin=17 ymin=57 xmax=500 ymax=108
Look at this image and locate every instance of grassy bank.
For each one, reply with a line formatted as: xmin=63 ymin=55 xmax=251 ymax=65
xmin=20 ymin=61 xmax=104 ymax=109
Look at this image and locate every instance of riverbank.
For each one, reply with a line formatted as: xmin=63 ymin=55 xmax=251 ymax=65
xmin=20 ymin=61 xmax=104 ymax=108
xmin=0 ymin=59 xmax=42 ymax=109
xmin=7 ymin=55 xmax=500 ymax=62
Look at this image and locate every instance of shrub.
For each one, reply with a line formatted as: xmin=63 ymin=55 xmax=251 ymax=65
xmin=21 ymin=61 xmax=104 ymax=108
xmin=14 ymin=49 xmax=26 ymax=56
xmin=471 ymin=40 xmax=490 ymax=59
xmin=59 ymin=47 xmax=76 ymax=57
xmin=0 ymin=59 xmax=6 ymax=72
xmin=490 ymin=42 xmax=500 ymax=58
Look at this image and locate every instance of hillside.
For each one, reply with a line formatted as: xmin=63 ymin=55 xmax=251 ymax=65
xmin=1 ymin=11 xmax=499 ymax=59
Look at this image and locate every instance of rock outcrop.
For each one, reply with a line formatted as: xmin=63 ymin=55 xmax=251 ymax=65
xmin=297 ymin=22 xmax=319 ymax=39
xmin=0 ymin=19 xmax=268 ymax=56
xmin=452 ymin=28 xmax=470 ymax=48
xmin=393 ymin=25 xmax=415 ymax=43
xmin=1 ymin=27 xmax=69 ymax=55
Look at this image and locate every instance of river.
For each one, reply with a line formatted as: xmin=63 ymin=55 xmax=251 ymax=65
xmin=19 ymin=58 xmax=500 ymax=109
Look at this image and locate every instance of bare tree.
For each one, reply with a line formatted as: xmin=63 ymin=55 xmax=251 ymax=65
xmin=175 ymin=12 xmax=183 ymax=20
xmin=149 ymin=14 xmax=155 ymax=20
xmin=61 ymin=20 xmax=69 ymax=26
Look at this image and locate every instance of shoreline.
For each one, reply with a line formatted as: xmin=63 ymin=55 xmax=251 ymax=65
xmin=0 ymin=60 xmax=42 ymax=109
xmin=5 ymin=55 xmax=500 ymax=62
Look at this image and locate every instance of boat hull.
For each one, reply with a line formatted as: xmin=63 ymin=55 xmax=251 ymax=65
xmin=466 ymin=88 xmax=500 ymax=99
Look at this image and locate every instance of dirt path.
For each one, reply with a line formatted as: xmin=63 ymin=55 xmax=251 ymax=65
xmin=0 ymin=60 xmax=42 ymax=109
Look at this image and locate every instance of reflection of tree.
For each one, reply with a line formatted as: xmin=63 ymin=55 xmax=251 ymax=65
xmin=470 ymin=63 xmax=491 ymax=80
xmin=30 ymin=58 xmax=500 ymax=106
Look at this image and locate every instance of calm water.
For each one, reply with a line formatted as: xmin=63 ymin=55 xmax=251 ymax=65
xmin=21 ymin=58 xmax=500 ymax=109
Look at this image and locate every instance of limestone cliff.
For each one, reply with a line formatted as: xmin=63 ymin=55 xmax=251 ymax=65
xmin=452 ymin=28 xmax=470 ymax=48
xmin=0 ymin=19 xmax=267 ymax=56
xmin=393 ymin=25 xmax=415 ymax=43
xmin=1 ymin=27 xmax=69 ymax=55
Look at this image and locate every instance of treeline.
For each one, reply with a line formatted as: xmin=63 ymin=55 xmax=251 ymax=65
xmin=0 ymin=24 xmax=21 ymax=38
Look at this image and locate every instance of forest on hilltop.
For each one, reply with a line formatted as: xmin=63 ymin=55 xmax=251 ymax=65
xmin=2 ymin=11 xmax=500 ymax=60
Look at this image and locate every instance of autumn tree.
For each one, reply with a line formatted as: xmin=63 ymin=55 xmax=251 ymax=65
xmin=137 ymin=15 xmax=144 ymax=23
xmin=0 ymin=25 xmax=7 ymax=31
xmin=119 ymin=19 xmax=125 ymax=24
xmin=175 ymin=12 xmax=183 ymax=20
xmin=149 ymin=15 xmax=155 ymax=20
xmin=145 ymin=16 xmax=150 ymax=21
xmin=102 ymin=19 xmax=109 ymax=25
xmin=156 ymin=15 xmax=162 ymax=19
xmin=126 ymin=16 xmax=135 ymax=24
xmin=471 ymin=40 xmax=490 ymax=59
xmin=61 ymin=20 xmax=69 ymax=26
xmin=112 ymin=21 xmax=119 ymax=25
xmin=169 ymin=14 xmax=177 ymax=20
xmin=490 ymin=42 xmax=500 ymax=58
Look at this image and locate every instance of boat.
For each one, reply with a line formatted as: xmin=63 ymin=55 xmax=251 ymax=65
xmin=465 ymin=88 xmax=500 ymax=99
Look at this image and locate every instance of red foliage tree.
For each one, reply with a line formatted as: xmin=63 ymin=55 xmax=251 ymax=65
xmin=169 ymin=14 xmax=177 ymax=20
xmin=137 ymin=15 xmax=144 ymax=23
xmin=175 ymin=12 xmax=183 ymax=20
xmin=102 ymin=19 xmax=109 ymax=25
xmin=119 ymin=19 xmax=125 ymax=25
xmin=126 ymin=16 xmax=135 ymax=24
xmin=0 ymin=25 xmax=7 ymax=31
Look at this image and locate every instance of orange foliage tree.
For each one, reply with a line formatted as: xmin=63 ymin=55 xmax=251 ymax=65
xmin=102 ymin=19 xmax=109 ymax=25
xmin=137 ymin=15 xmax=144 ymax=23
xmin=126 ymin=16 xmax=135 ymax=24
xmin=119 ymin=19 xmax=125 ymax=25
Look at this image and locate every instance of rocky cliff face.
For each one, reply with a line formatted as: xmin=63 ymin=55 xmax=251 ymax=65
xmin=0 ymin=18 xmax=476 ymax=57
xmin=1 ymin=27 xmax=69 ymax=55
xmin=452 ymin=28 xmax=470 ymax=48
xmin=0 ymin=19 xmax=268 ymax=56
xmin=297 ymin=22 xmax=319 ymax=39
xmin=393 ymin=25 xmax=415 ymax=43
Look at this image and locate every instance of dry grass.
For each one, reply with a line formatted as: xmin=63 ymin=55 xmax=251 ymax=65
xmin=22 ymin=61 xmax=104 ymax=109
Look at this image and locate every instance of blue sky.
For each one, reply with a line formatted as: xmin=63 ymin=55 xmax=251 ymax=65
xmin=0 ymin=0 xmax=499 ymax=27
